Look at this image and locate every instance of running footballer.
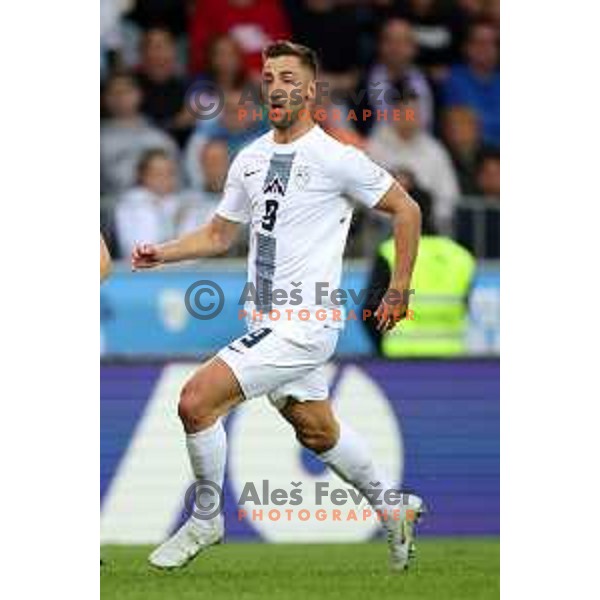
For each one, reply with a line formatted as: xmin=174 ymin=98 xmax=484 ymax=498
xmin=132 ymin=41 xmax=423 ymax=572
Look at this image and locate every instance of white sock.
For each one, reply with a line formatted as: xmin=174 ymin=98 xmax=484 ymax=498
xmin=185 ymin=419 xmax=227 ymax=525
xmin=319 ymin=423 xmax=401 ymax=527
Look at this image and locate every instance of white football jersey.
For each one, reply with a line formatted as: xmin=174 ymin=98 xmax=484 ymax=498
xmin=216 ymin=125 xmax=394 ymax=339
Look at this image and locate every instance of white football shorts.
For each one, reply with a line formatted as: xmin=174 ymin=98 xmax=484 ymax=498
xmin=217 ymin=323 xmax=339 ymax=409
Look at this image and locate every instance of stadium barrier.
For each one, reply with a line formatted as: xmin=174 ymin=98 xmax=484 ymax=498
xmin=101 ymin=358 xmax=499 ymax=544
xmin=453 ymin=197 xmax=500 ymax=259
xmin=100 ymin=260 xmax=499 ymax=357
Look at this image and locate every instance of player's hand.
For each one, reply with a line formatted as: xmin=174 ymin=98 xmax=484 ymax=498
xmin=131 ymin=243 xmax=164 ymax=270
xmin=375 ymin=282 xmax=409 ymax=333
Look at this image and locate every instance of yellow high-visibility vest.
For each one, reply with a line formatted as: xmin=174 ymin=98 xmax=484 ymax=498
xmin=379 ymin=236 xmax=475 ymax=357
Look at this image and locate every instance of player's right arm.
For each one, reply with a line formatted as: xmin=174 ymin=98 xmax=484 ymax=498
xmin=131 ymin=155 xmax=251 ymax=270
xmin=131 ymin=215 xmax=241 ymax=269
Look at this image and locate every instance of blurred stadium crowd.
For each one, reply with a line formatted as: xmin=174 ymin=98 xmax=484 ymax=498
xmin=100 ymin=0 xmax=500 ymax=261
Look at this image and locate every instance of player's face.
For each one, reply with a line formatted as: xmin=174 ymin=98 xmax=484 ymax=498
xmin=262 ymin=56 xmax=315 ymax=130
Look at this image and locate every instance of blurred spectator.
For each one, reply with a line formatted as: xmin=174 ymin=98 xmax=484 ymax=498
xmin=368 ymin=87 xmax=459 ymax=232
xmin=203 ymin=35 xmax=249 ymax=91
xmin=485 ymin=0 xmax=500 ymax=27
xmin=397 ymin=0 xmax=458 ymax=74
xmin=356 ymin=18 xmax=434 ymax=135
xmin=186 ymin=138 xmax=229 ymax=213
xmin=199 ymin=140 xmax=229 ymax=194
xmin=136 ymin=28 xmax=193 ymax=145
xmin=184 ymin=88 xmax=268 ymax=188
xmin=181 ymin=139 xmax=250 ymax=255
xmin=476 ymin=147 xmax=500 ymax=199
xmin=442 ymin=20 xmax=499 ymax=147
xmin=125 ymin=0 xmax=188 ymax=37
xmin=115 ymin=149 xmax=197 ymax=256
xmin=180 ymin=140 xmax=230 ymax=231
xmin=452 ymin=0 xmax=486 ymax=21
xmin=189 ymin=0 xmax=290 ymax=76
xmin=393 ymin=168 xmax=435 ymax=233
xmin=455 ymin=148 xmax=500 ymax=259
xmin=289 ymin=0 xmax=360 ymax=74
xmin=355 ymin=0 xmax=395 ymax=66
xmin=101 ymin=0 xmax=127 ymax=76
xmin=450 ymin=0 xmax=500 ymax=37
xmin=441 ymin=105 xmax=481 ymax=194
xmin=312 ymin=72 xmax=365 ymax=146
xmin=447 ymin=0 xmax=485 ymax=52
xmin=101 ymin=72 xmax=179 ymax=195
xmin=188 ymin=35 xmax=252 ymax=131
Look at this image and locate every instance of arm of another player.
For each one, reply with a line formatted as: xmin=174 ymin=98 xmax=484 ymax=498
xmin=100 ymin=235 xmax=112 ymax=282
xmin=372 ymin=180 xmax=422 ymax=332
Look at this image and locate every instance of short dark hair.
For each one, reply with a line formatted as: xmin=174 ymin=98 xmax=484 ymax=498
xmin=143 ymin=27 xmax=176 ymax=45
xmin=262 ymin=40 xmax=319 ymax=77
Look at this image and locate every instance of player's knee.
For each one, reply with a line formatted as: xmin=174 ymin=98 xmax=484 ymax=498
xmin=296 ymin=421 xmax=338 ymax=454
xmin=178 ymin=379 xmax=215 ymax=430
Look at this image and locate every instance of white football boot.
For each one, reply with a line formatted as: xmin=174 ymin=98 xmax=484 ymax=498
xmin=148 ymin=517 xmax=224 ymax=569
xmin=387 ymin=494 xmax=426 ymax=572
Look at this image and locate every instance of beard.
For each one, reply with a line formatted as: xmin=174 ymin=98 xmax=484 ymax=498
xmin=268 ymin=104 xmax=306 ymax=130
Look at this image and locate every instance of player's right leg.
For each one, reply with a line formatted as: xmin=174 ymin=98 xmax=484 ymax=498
xmin=150 ymin=325 xmax=333 ymax=570
xmin=149 ymin=356 xmax=244 ymax=569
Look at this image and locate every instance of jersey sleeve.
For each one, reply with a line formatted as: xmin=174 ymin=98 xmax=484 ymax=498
xmin=215 ymin=155 xmax=251 ymax=223
xmin=338 ymin=146 xmax=394 ymax=208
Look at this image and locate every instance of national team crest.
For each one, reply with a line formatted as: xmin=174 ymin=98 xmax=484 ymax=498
xmin=262 ymin=153 xmax=296 ymax=196
xmin=294 ymin=165 xmax=311 ymax=190
xmin=262 ymin=175 xmax=286 ymax=196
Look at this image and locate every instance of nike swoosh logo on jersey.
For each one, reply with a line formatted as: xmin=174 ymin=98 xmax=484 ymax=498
xmin=244 ymin=169 xmax=260 ymax=177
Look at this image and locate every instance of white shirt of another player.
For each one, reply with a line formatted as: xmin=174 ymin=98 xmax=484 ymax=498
xmin=216 ymin=125 xmax=394 ymax=338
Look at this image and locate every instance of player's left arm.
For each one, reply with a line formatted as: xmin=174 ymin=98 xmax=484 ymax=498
xmin=372 ymin=181 xmax=422 ymax=332
xmin=339 ymin=146 xmax=422 ymax=333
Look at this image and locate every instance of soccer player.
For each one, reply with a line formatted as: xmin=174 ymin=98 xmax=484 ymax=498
xmin=132 ymin=41 xmax=424 ymax=572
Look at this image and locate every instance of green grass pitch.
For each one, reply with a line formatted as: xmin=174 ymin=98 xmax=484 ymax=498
xmin=101 ymin=538 xmax=499 ymax=600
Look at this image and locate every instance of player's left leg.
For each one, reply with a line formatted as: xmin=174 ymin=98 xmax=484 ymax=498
xmin=278 ymin=398 xmax=425 ymax=572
